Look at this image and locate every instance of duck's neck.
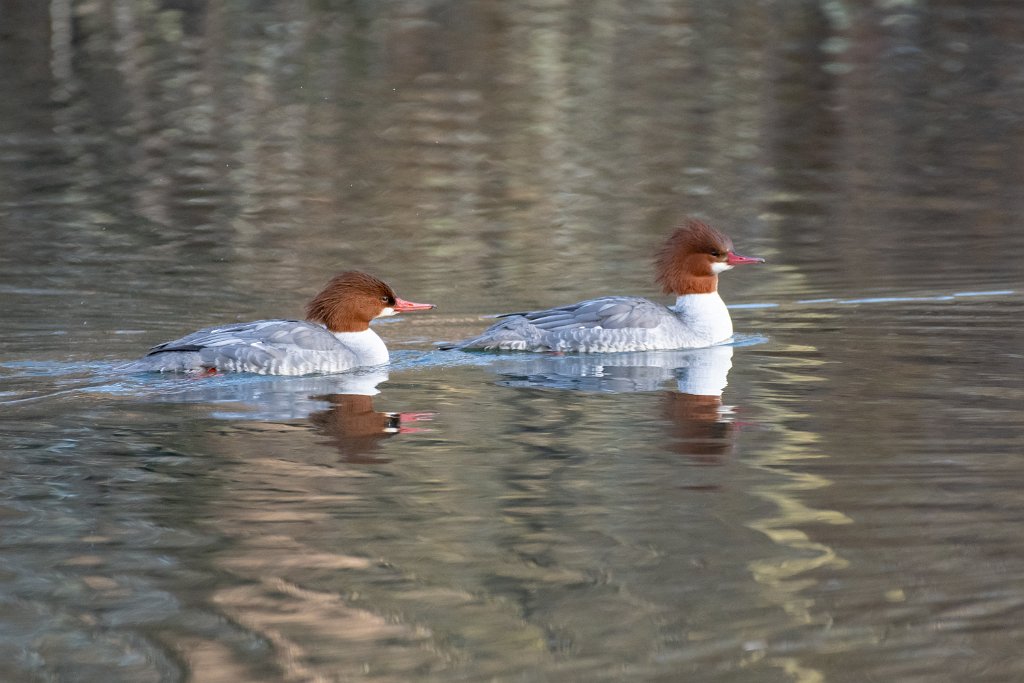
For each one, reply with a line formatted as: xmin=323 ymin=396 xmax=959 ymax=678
xmin=333 ymin=328 xmax=389 ymax=366
xmin=671 ymin=291 xmax=733 ymax=343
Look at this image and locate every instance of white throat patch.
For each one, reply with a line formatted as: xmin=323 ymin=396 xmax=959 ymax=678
xmin=711 ymin=261 xmax=733 ymax=274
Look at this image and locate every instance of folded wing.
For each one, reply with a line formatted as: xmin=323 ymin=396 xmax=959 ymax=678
xmin=147 ymin=320 xmax=341 ymax=355
xmin=503 ymin=297 xmax=668 ymax=331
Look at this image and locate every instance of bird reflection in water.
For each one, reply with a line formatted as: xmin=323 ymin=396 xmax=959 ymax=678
xmin=136 ymin=368 xmax=432 ymax=463
xmin=660 ymin=390 xmax=735 ymax=469
xmin=307 ymin=393 xmax=433 ymax=464
xmin=660 ymin=344 xmax=737 ymax=468
xmin=492 ymin=343 xmax=744 ymax=467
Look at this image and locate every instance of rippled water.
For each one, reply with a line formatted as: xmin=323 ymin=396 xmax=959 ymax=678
xmin=3 ymin=1 xmax=1024 ymax=681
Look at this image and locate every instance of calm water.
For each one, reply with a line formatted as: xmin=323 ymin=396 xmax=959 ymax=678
xmin=2 ymin=1 xmax=1024 ymax=681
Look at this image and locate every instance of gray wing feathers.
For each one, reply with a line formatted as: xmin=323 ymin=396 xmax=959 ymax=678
xmin=260 ymin=325 xmax=339 ymax=351
xmin=450 ymin=297 xmax=679 ymax=351
xmin=148 ymin=320 xmax=338 ymax=355
xmin=519 ymin=297 xmax=667 ymax=332
xmin=198 ymin=341 xmax=301 ymax=370
xmin=128 ymin=320 xmax=364 ymax=374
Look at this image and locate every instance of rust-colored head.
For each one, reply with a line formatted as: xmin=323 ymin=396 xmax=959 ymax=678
xmin=654 ymin=219 xmax=764 ymax=295
xmin=305 ymin=271 xmax=434 ymax=332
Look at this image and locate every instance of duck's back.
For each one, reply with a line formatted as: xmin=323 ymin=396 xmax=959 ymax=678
xmin=129 ymin=320 xmax=362 ymax=375
xmin=451 ymin=296 xmax=720 ymax=352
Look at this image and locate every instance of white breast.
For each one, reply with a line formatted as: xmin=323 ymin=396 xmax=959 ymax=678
xmin=671 ymin=292 xmax=733 ymax=345
xmin=332 ymin=328 xmax=390 ymax=366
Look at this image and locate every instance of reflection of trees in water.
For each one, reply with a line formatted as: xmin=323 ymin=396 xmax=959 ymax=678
xmin=8 ymin=1 xmax=1023 ymax=311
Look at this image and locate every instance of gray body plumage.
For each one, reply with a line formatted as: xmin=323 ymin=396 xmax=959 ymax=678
xmin=125 ymin=319 xmax=368 ymax=375
xmin=449 ymin=294 xmax=734 ymax=352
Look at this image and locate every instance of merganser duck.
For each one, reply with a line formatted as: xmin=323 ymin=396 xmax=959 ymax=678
xmin=446 ymin=219 xmax=764 ymax=352
xmin=128 ymin=271 xmax=435 ymax=375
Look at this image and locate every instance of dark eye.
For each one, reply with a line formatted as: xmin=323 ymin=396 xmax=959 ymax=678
xmin=709 ymin=249 xmax=722 ymax=258
xmin=380 ymin=295 xmax=390 ymax=303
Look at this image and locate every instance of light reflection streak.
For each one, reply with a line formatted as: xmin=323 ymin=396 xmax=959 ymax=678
xmin=49 ymin=0 xmax=73 ymax=84
xmin=734 ymin=288 xmax=1017 ymax=309
xmin=741 ymin=349 xmax=850 ymax=681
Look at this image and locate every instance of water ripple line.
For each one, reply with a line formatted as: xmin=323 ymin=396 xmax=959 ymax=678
xmin=732 ymin=288 xmax=1016 ymax=310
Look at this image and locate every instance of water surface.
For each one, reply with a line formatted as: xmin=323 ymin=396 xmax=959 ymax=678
xmin=2 ymin=2 xmax=1024 ymax=681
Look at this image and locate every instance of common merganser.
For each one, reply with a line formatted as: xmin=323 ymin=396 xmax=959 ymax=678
xmin=446 ymin=219 xmax=764 ymax=352
xmin=127 ymin=271 xmax=435 ymax=375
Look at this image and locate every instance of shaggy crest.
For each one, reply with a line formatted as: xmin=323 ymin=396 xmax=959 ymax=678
xmin=654 ymin=218 xmax=733 ymax=295
xmin=305 ymin=271 xmax=396 ymax=332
